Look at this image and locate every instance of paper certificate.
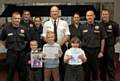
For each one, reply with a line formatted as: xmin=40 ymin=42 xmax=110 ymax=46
xmin=69 ymin=48 xmax=80 ymax=64
xmin=43 ymin=46 xmax=59 ymax=59
xmin=31 ymin=52 xmax=43 ymax=68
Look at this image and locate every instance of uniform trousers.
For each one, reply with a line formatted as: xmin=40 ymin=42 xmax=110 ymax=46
xmin=82 ymin=47 xmax=100 ymax=81
xmin=6 ymin=49 xmax=26 ymax=81
xmin=99 ymin=46 xmax=115 ymax=81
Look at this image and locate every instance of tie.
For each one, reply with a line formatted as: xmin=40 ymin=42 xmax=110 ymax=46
xmin=54 ymin=20 xmax=57 ymax=42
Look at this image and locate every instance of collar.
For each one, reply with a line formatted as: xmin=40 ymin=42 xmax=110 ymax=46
xmin=86 ymin=22 xmax=96 ymax=27
xmin=31 ymin=50 xmax=38 ymax=53
xmin=50 ymin=18 xmax=59 ymax=22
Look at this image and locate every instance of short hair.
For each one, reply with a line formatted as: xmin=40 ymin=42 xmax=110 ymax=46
xmin=23 ymin=10 xmax=30 ymax=14
xmin=12 ymin=11 xmax=20 ymax=17
xmin=30 ymin=40 xmax=38 ymax=45
xmin=70 ymin=37 xmax=80 ymax=44
xmin=46 ymin=31 xmax=55 ymax=37
xmin=102 ymin=9 xmax=110 ymax=13
xmin=34 ymin=16 xmax=42 ymax=21
xmin=73 ymin=12 xmax=80 ymax=17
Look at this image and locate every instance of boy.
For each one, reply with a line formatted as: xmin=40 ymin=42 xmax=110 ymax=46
xmin=43 ymin=31 xmax=62 ymax=81
xmin=27 ymin=40 xmax=42 ymax=81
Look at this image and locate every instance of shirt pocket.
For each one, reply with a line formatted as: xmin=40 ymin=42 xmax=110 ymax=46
xmin=94 ymin=31 xmax=100 ymax=39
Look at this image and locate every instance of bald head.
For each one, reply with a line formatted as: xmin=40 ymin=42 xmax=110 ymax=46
xmin=86 ymin=10 xmax=95 ymax=24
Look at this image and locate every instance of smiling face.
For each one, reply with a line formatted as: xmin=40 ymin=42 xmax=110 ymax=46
xmin=70 ymin=37 xmax=80 ymax=48
xmin=30 ymin=41 xmax=38 ymax=50
xmin=71 ymin=42 xmax=80 ymax=48
xmin=34 ymin=17 xmax=41 ymax=28
xmin=50 ymin=6 xmax=60 ymax=20
xmin=46 ymin=32 xmax=55 ymax=43
xmin=12 ymin=12 xmax=21 ymax=27
xmin=22 ymin=10 xmax=31 ymax=21
xmin=101 ymin=10 xmax=110 ymax=23
xmin=73 ymin=13 xmax=80 ymax=24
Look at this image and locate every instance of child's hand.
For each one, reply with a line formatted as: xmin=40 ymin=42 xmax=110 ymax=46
xmin=64 ymin=55 xmax=72 ymax=63
xmin=79 ymin=54 xmax=84 ymax=59
xmin=42 ymin=53 xmax=46 ymax=58
xmin=67 ymin=55 xmax=72 ymax=60
xmin=37 ymin=48 xmax=42 ymax=51
xmin=79 ymin=54 xmax=87 ymax=62
xmin=28 ymin=60 xmax=31 ymax=64
xmin=55 ymin=54 xmax=59 ymax=58
xmin=58 ymin=50 xmax=62 ymax=57
xmin=55 ymin=53 xmax=62 ymax=58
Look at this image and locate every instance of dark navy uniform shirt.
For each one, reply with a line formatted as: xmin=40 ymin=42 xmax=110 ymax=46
xmin=0 ymin=23 xmax=30 ymax=51
xmin=29 ymin=24 xmax=45 ymax=48
xmin=20 ymin=20 xmax=34 ymax=31
xmin=80 ymin=22 xmax=107 ymax=48
xmin=101 ymin=20 xmax=120 ymax=47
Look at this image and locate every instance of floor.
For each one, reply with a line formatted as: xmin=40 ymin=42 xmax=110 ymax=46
xmin=0 ymin=60 xmax=120 ymax=81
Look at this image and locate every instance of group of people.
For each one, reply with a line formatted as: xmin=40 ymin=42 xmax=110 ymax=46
xmin=0 ymin=5 xmax=120 ymax=81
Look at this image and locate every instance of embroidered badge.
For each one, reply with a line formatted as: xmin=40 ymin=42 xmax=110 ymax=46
xmin=30 ymin=24 xmax=33 ymax=27
xmin=83 ymin=30 xmax=88 ymax=32
xmin=20 ymin=29 xmax=24 ymax=33
xmin=108 ymin=25 xmax=112 ymax=29
xmin=95 ymin=25 xmax=99 ymax=30
xmin=8 ymin=33 xmax=13 ymax=36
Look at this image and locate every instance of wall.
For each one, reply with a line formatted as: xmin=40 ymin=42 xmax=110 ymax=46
xmin=0 ymin=0 xmax=120 ymax=25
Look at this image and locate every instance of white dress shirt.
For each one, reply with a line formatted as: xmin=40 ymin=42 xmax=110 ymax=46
xmin=42 ymin=18 xmax=70 ymax=43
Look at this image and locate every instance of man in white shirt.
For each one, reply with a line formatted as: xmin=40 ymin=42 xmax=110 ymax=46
xmin=42 ymin=5 xmax=70 ymax=81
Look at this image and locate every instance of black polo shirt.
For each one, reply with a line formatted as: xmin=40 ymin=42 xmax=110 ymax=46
xmin=80 ymin=22 xmax=107 ymax=48
xmin=0 ymin=23 xmax=30 ymax=51
xmin=101 ymin=20 xmax=120 ymax=47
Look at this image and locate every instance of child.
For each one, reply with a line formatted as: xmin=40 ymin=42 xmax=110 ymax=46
xmin=43 ymin=31 xmax=62 ymax=81
xmin=64 ymin=37 xmax=87 ymax=81
xmin=27 ymin=40 xmax=42 ymax=81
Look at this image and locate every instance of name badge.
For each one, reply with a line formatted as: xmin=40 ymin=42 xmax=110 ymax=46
xmin=107 ymin=30 xmax=112 ymax=32
xmin=8 ymin=33 xmax=13 ymax=36
xmin=83 ymin=30 xmax=88 ymax=32
xmin=94 ymin=30 xmax=100 ymax=33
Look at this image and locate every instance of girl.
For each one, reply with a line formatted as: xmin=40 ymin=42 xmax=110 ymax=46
xmin=64 ymin=37 xmax=87 ymax=81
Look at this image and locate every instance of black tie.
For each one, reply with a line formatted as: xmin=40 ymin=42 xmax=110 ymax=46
xmin=54 ymin=20 xmax=57 ymax=42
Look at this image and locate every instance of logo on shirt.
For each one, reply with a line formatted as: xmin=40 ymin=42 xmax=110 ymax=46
xmin=108 ymin=25 xmax=112 ymax=29
xmin=20 ymin=29 xmax=25 ymax=33
xmin=94 ymin=25 xmax=100 ymax=33
xmin=107 ymin=25 xmax=112 ymax=32
xmin=95 ymin=26 xmax=99 ymax=30
xmin=30 ymin=24 xmax=33 ymax=27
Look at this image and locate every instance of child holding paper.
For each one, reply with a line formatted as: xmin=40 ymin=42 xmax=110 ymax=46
xmin=27 ymin=40 xmax=43 ymax=81
xmin=64 ymin=37 xmax=87 ymax=81
xmin=43 ymin=31 xmax=62 ymax=81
